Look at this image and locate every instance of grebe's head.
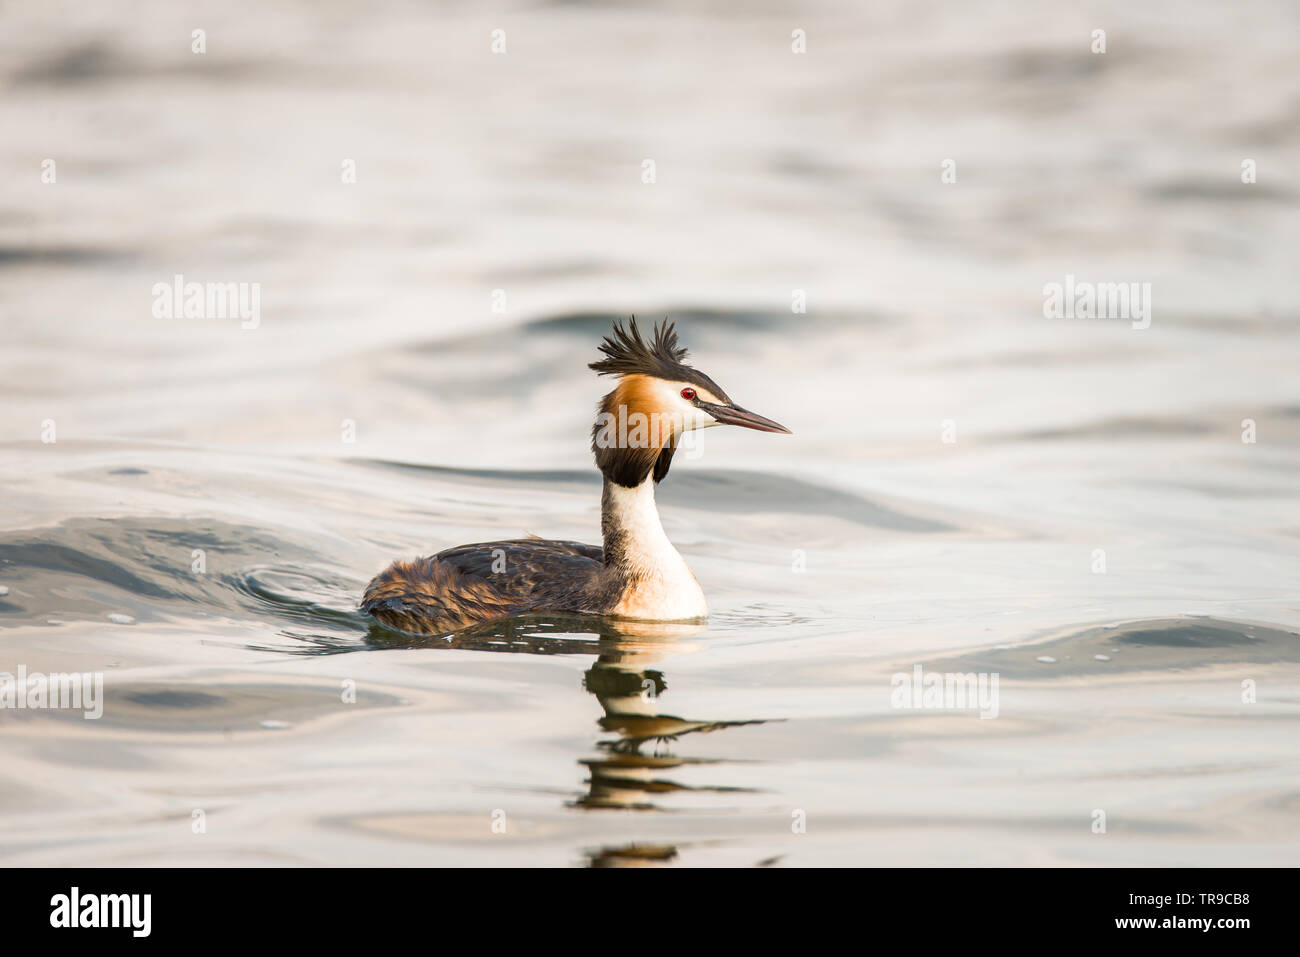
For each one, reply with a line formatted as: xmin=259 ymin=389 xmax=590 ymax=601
xmin=589 ymin=317 xmax=790 ymax=487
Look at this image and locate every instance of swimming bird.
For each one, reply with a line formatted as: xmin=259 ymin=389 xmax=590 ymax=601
xmin=362 ymin=317 xmax=790 ymax=635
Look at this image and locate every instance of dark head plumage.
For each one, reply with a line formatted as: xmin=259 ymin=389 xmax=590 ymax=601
xmin=588 ymin=317 xmax=730 ymax=401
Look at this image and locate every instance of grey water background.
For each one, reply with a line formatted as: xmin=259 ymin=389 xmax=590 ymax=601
xmin=1 ymin=0 xmax=1299 ymax=865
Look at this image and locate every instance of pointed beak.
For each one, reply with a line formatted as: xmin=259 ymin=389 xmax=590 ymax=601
xmin=699 ymin=401 xmax=792 ymax=434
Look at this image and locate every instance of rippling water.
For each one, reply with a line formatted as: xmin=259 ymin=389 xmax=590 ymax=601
xmin=2 ymin=0 xmax=1299 ymax=865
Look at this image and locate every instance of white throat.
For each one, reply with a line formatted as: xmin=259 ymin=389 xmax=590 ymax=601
xmin=601 ymin=478 xmax=707 ymax=621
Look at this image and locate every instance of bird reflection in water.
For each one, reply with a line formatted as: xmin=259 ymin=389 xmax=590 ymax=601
xmin=365 ymin=614 xmax=766 ymax=825
xmin=575 ymin=619 xmax=763 ymax=812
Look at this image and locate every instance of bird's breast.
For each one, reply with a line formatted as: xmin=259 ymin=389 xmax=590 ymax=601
xmin=609 ymin=568 xmax=708 ymax=621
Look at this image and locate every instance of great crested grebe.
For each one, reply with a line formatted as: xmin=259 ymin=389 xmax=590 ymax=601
xmin=362 ymin=317 xmax=790 ymax=635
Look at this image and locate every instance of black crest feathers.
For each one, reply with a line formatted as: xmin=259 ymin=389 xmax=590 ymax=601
xmin=589 ymin=316 xmax=689 ymax=380
xmin=587 ymin=316 xmax=729 ymax=401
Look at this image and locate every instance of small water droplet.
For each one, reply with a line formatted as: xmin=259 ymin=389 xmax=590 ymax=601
xmin=1094 ymin=654 xmax=1111 ymax=661
xmin=1036 ymin=656 xmax=1057 ymax=663
xmin=260 ymin=720 xmax=290 ymax=730
xmin=107 ymin=613 xmax=135 ymax=625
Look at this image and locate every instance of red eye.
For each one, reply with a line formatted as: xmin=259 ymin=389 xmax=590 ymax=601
xmin=680 ymin=387 xmax=696 ymax=400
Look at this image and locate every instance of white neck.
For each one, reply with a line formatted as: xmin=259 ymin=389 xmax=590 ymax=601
xmin=601 ymin=479 xmax=707 ymax=621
